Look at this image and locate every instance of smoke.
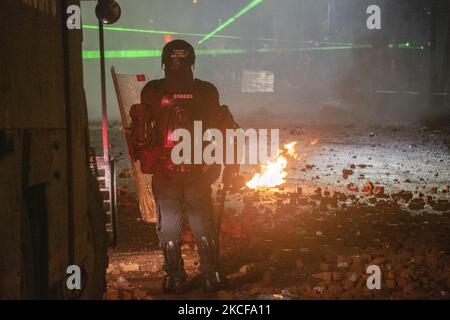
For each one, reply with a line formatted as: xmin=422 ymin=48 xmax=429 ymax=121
xmin=82 ymin=0 xmax=449 ymax=126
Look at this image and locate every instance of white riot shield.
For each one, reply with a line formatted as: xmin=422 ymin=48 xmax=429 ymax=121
xmin=111 ymin=67 xmax=156 ymax=223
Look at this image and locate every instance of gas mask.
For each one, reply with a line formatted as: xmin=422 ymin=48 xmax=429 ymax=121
xmin=161 ymin=40 xmax=195 ymax=92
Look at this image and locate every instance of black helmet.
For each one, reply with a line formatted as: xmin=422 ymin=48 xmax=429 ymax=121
xmin=161 ymin=39 xmax=196 ymax=71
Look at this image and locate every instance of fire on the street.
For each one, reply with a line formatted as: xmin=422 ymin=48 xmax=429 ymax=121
xmin=246 ymin=141 xmax=299 ymax=189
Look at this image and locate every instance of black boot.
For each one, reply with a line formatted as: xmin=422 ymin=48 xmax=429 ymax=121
xmin=161 ymin=241 xmax=187 ymax=294
xmin=198 ymin=236 xmax=223 ymax=292
xmin=201 ymin=270 xmax=223 ymax=293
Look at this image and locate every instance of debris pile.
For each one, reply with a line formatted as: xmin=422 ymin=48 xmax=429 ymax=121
xmin=98 ymin=125 xmax=450 ymax=300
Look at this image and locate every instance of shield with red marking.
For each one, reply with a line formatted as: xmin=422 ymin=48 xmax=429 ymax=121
xmin=111 ymin=67 xmax=156 ymax=223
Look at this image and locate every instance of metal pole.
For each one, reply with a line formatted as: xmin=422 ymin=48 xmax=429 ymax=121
xmin=99 ymin=19 xmax=109 ymax=164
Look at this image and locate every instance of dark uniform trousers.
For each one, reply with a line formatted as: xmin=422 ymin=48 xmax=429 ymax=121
xmin=152 ymin=168 xmax=218 ymax=275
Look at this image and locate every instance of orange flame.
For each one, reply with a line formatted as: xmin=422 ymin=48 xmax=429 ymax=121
xmin=284 ymin=141 xmax=299 ymax=159
xmin=310 ymin=138 xmax=318 ymax=145
xmin=246 ymin=141 xmax=298 ymax=189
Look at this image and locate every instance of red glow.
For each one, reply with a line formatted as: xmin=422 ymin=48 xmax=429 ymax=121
xmin=161 ymin=96 xmax=170 ymax=106
xmin=165 ymin=129 xmax=173 ymax=148
xmin=164 ymin=34 xmax=173 ymax=44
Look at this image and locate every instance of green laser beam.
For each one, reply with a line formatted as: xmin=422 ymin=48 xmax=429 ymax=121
xmin=389 ymin=42 xmax=426 ymax=50
xmin=83 ymin=42 xmax=429 ymax=60
xmin=82 ymin=45 xmax=372 ymax=60
xmin=256 ymin=44 xmax=371 ymax=53
xmin=83 ymin=50 xmax=161 ymax=59
xmin=82 ymin=25 xmax=427 ymax=50
xmin=198 ymin=0 xmax=265 ymax=44
xmin=398 ymin=44 xmax=424 ymax=50
xmin=82 ymin=48 xmax=247 ymax=60
xmin=356 ymin=89 xmax=450 ymax=96
xmin=83 ymin=24 xmax=180 ymax=35
xmin=82 ymin=24 xmax=360 ymax=47
xmin=196 ymin=48 xmax=247 ymax=55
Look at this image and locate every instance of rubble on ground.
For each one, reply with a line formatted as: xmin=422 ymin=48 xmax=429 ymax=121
xmin=94 ymin=125 xmax=450 ymax=300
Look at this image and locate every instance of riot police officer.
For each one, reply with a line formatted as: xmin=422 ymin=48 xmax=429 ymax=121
xmin=130 ymin=40 xmax=239 ymax=294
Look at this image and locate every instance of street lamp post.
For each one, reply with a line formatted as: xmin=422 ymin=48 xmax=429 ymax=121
xmin=95 ymin=0 xmax=121 ymax=164
xmin=94 ymin=0 xmax=121 ymax=246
